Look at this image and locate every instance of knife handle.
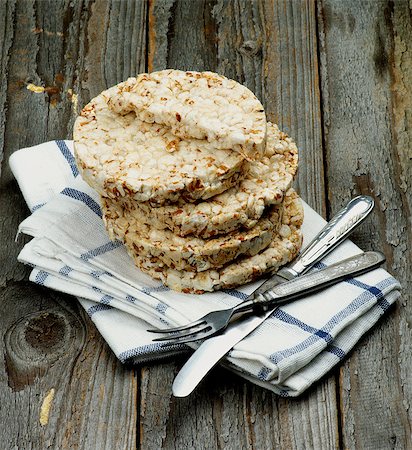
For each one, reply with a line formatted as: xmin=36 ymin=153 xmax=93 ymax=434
xmin=253 ymin=251 xmax=385 ymax=309
xmin=281 ymin=195 xmax=374 ymax=279
xmin=254 ymin=196 xmax=374 ymax=296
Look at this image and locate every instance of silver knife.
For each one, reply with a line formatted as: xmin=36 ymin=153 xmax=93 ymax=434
xmin=173 ymin=251 xmax=385 ymax=396
xmin=172 ymin=196 xmax=375 ymax=397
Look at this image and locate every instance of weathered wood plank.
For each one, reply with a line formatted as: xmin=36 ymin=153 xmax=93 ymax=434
xmin=148 ymin=0 xmax=217 ymax=72
xmin=0 ymin=0 xmax=15 ymax=164
xmin=318 ymin=0 xmax=412 ymax=448
xmin=259 ymin=0 xmax=326 ymax=215
xmin=0 ymin=1 xmax=147 ymax=448
xmin=0 ymin=283 xmax=138 ymax=450
xmin=141 ymin=2 xmax=338 ymax=449
xmin=149 ymin=0 xmax=326 ymax=214
xmin=82 ymin=0 xmax=147 ymax=101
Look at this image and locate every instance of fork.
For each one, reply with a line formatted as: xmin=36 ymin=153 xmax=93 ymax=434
xmin=148 ymin=195 xmax=375 ymax=344
xmin=148 ymin=251 xmax=385 ymax=344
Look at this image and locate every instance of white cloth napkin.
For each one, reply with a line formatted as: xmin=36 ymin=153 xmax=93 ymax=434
xmin=9 ymin=141 xmax=401 ymax=396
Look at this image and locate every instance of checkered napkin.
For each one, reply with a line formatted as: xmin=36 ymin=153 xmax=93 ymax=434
xmin=9 ymin=141 xmax=401 ymax=396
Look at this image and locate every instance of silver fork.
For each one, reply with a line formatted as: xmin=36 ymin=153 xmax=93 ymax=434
xmin=148 ymin=195 xmax=375 ymax=344
xmin=149 ymin=251 xmax=385 ymax=344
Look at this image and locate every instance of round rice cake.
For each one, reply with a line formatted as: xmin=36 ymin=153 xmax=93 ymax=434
xmin=112 ymin=122 xmax=297 ymax=238
xmin=73 ymin=84 xmax=245 ymax=206
xmin=103 ymin=197 xmax=283 ymax=273
xmin=124 ymin=189 xmax=303 ymax=293
xmin=107 ymin=70 xmax=266 ymax=161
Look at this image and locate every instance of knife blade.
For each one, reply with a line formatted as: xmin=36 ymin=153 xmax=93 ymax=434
xmin=172 ymin=196 xmax=375 ymax=397
xmin=173 ymin=310 xmax=271 ymax=397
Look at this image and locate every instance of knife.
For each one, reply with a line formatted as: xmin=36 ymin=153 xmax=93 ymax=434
xmin=172 ymin=195 xmax=375 ymax=397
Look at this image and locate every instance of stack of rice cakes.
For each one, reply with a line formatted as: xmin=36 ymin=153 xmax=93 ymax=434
xmin=74 ymin=70 xmax=303 ymax=293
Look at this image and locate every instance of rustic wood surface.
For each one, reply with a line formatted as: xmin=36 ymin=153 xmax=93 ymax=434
xmin=0 ymin=1 xmax=410 ymax=449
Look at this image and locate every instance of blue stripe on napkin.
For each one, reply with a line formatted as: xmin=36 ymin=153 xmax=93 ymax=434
xmin=221 ymin=289 xmax=249 ymax=301
xmin=91 ymin=270 xmax=106 ymax=279
xmin=100 ymin=294 xmax=113 ymax=305
xmin=273 ymin=309 xmax=334 ymax=343
xmin=35 ymin=270 xmax=49 ymax=285
xmin=55 ymin=140 xmax=79 ymax=177
xmin=268 ymin=277 xmax=396 ymax=365
xmin=327 ymin=345 xmax=346 ymax=359
xmin=61 ymin=187 xmax=102 ymax=218
xmin=59 ymin=265 xmax=73 ymax=276
xmin=155 ymin=302 xmax=168 ymax=314
xmin=87 ymin=304 xmax=113 ymax=316
xmin=31 ymin=203 xmax=46 ymax=212
xmin=142 ymin=284 xmax=170 ymax=294
xmin=80 ymin=241 xmax=122 ymax=261
xmin=118 ymin=342 xmax=189 ymax=363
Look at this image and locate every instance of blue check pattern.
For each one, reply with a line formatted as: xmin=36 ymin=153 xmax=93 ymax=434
xmin=16 ymin=140 xmax=401 ymax=397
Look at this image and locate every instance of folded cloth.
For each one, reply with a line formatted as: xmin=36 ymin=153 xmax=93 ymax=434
xmin=9 ymin=141 xmax=401 ymax=396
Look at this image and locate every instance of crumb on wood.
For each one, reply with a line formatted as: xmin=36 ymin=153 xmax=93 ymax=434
xmin=31 ymin=27 xmax=63 ymax=37
xmin=26 ymin=83 xmax=45 ymax=93
xmin=40 ymin=388 xmax=55 ymax=426
xmin=67 ymin=88 xmax=79 ymax=112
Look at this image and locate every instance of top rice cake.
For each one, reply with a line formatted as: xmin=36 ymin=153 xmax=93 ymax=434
xmin=73 ymin=84 xmax=245 ymax=206
xmin=108 ymin=70 xmax=267 ymax=161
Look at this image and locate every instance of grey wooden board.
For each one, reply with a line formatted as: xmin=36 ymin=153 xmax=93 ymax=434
xmin=318 ymin=0 xmax=412 ymax=448
xmin=0 ymin=0 xmax=410 ymax=449
xmin=0 ymin=1 xmax=144 ymax=448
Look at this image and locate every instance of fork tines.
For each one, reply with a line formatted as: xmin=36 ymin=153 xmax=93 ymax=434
xmin=148 ymin=319 xmax=212 ymax=343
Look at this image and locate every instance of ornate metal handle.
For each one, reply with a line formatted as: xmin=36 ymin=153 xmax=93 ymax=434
xmin=283 ymin=195 xmax=374 ymax=279
xmin=254 ymin=251 xmax=385 ymax=308
xmin=253 ymin=196 xmax=374 ymax=296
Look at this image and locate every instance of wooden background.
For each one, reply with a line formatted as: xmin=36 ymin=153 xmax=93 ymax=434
xmin=0 ymin=0 xmax=411 ymax=448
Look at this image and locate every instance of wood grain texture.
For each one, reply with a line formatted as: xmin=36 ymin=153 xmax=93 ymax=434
xmin=259 ymin=0 xmax=326 ymax=215
xmin=318 ymin=0 xmax=412 ymax=448
xmin=141 ymin=2 xmax=338 ymax=449
xmin=1 ymin=0 xmax=411 ymax=449
xmin=0 ymin=1 xmax=147 ymax=448
xmin=149 ymin=0 xmax=325 ymax=213
xmin=0 ymin=0 xmax=15 ymax=163
xmin=81 ymin=0 xmax=147 ymax=102
xmin=0 ymin=283 xmax=138 ymax=450
xmin=141 ymin=361 xmax=338 ymax=450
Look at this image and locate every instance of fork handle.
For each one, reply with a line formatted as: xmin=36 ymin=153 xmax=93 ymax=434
xmin=235 ymin=251 xmax=385 ymax=313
